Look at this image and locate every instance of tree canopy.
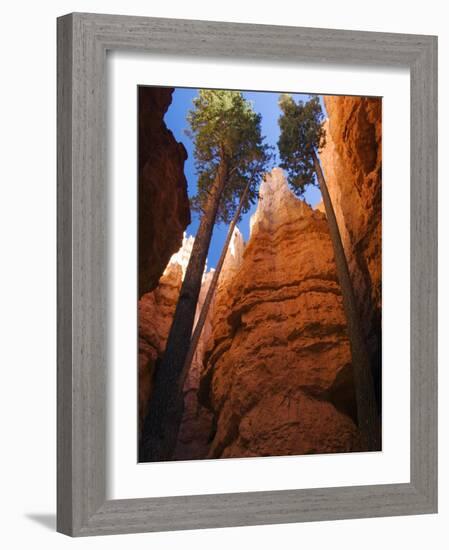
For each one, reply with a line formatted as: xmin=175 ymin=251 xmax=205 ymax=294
xmin=187 ymin=90 xmax=272 ymax=224
xmin=277 ymin=94 xmax=326 ymax=197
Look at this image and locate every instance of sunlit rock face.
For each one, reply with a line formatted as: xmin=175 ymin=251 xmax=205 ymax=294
xmin=320 ymin=96 xmax=382 ymax=405
xmin=199 ymin=168 xmax=360 ymax=459
xmin=138 ymin=87 xmax=191 ymax=297
xmin=138 ymin=93 xmax=382 ymax=459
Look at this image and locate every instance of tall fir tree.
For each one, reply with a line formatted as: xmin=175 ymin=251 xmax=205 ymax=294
xmin=180 ymin=179 xmax=251 ymax=392
xmin=278 ymin=94 xmax=380 ymax=451
xmin=140 ymin=90 xmax=271 ymax=461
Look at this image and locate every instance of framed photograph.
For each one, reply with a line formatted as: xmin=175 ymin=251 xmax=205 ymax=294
xmin=57 ymin=12 xmax=437 ymax=536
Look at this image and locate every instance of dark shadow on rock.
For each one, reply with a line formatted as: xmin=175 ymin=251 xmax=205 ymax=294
xmin=328 ymin=362 xmax=358 ymax=425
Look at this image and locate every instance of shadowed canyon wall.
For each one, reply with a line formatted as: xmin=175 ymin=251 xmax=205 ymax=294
xmin=320 ymin=96 xmax=382 ymax=406
xmin=138 ymin=87 xmax=191 ymax=297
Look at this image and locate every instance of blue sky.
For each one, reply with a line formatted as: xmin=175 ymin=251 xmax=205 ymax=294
xmin=164 ymin=88 xmax=325 ymax=268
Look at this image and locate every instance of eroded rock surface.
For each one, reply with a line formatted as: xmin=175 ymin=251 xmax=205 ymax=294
xmin=139 ymin=235 xmax=214 ymax=455
xmin=320 ymin=96 xmax=382 ymax=404
xmin=137 ymin=95 xmax=382 ymax=460
xmin=199 ymin=169 xmax=360 ymax=458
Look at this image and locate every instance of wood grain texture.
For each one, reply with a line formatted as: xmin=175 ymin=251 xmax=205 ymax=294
xmin=57 ymin=13 xmax=74 ymax=536
xmin=409 ymin=36 xmax=438 ymax=509
xmin=57 ymin=12 xmax=438 ymax=536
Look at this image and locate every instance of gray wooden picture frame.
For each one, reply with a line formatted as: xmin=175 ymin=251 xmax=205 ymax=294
xmin=57 ymin=12 xmax=438 ymax=537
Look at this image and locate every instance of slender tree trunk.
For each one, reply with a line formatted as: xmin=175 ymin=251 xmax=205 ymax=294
xmin=139 ymin=159 xmax=229 ymax=462
xmin=178 ymin=179 xmax=251 ymax=393
xmin=312 ymin=149 xmax=380 ymax=451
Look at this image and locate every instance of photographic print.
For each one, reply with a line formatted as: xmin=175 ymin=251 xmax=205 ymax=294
xmin=138 ymin=86 xmax=382 ymax=463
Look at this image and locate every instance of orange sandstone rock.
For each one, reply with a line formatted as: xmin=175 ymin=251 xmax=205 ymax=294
xmin=320 ymin=96 xmax=382 ymax=403
xmin=138 ymin=235 xmax=214 ymax=457
xmin=199 ymin=169 xmax=361 ymax=458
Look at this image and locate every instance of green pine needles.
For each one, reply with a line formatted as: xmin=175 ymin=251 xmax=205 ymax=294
xmin=277 ymin=94 xmax=326 ymax=197
xmin=187 ymin=89 xmax=272 ymax=224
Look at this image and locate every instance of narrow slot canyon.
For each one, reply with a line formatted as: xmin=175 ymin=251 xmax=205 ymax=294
xmin=138 ymin=87 xmax=381 ymax=461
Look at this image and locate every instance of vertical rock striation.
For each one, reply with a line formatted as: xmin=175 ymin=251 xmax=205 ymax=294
xmin=138 ymin=87 xmax=191 ymax=297
xmin=199 ymin=169 xmax=360 ymax=458
xmin=320 ymin=96 xmax=382 ymax=405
